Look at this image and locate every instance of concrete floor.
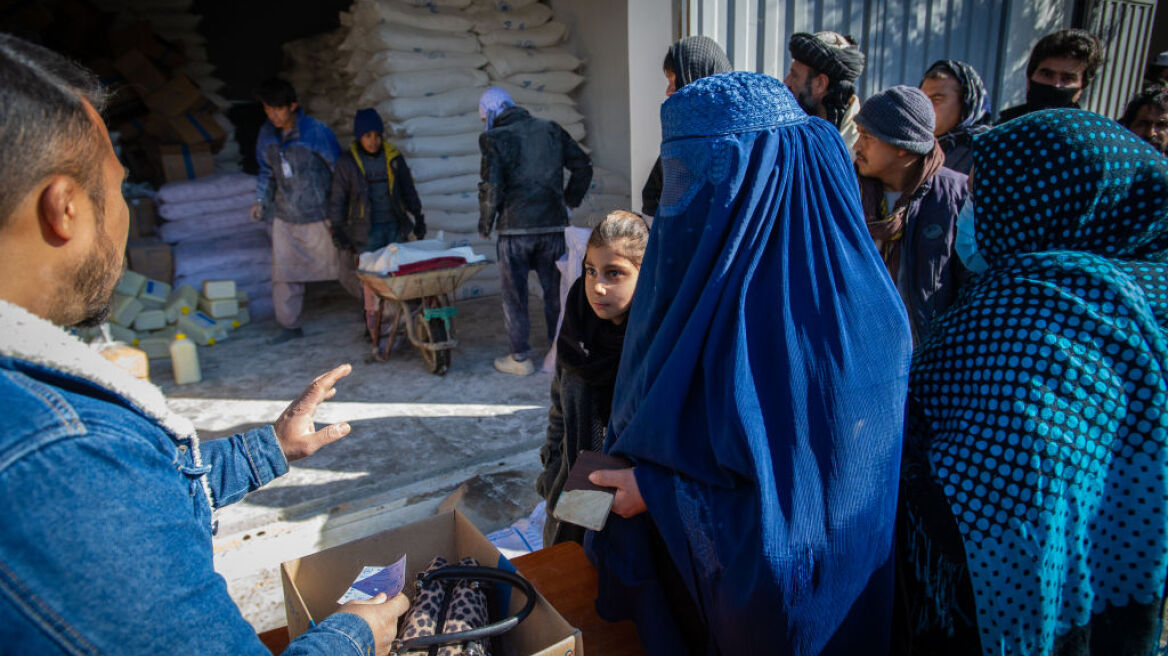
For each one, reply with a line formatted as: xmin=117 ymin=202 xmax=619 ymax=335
xmin=157 ymin=282 xmax=554 ymax=632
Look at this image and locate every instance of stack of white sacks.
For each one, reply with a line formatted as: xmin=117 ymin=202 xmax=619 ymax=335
xmin=280 ymin=0 xmax=617 ymax=299
xmin=283 ymin=30 xmax=357 ymax=144
xmin=91 ymin=0 xmax=245 ymax=173
xmin=155 ymin=173 xmax=275 ymax=320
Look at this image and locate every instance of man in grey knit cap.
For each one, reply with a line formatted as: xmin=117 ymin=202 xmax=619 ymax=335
xmin=853 ymin=85 xmax=970 ymax=343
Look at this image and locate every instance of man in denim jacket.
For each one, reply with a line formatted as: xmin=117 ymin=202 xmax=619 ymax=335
xmin=0 ymin=35 xmax=407 ymax=655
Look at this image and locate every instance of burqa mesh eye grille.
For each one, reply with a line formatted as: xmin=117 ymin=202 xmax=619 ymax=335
xmin=658 ymin=155 xmax=696 ymax=214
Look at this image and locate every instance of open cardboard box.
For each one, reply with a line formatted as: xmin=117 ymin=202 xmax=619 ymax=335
xmin=281 ymin=511 xmax=582 ymax=656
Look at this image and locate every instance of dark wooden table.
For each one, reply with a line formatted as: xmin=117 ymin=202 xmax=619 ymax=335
xmin=259 ymin=542 xmax=646 ymax=656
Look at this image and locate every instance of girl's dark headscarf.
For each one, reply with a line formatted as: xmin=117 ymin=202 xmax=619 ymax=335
xmin=664 ymin=35 xmax=732 ymax=88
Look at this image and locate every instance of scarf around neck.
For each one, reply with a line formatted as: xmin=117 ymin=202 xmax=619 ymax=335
xmin=556 ymin=276 xmax=627 ymax=394
xmin=859 ymin=140 xmax=946 ymax=281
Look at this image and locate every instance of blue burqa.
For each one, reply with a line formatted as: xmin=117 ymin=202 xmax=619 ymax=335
xmin=587 ymin=71 xmax=913 ymax=655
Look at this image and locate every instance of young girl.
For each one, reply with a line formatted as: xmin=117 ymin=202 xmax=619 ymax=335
xmin=536 ymin=210 xmax=650 ymax=547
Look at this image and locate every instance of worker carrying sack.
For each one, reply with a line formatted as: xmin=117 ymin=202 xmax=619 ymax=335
xmin=392 ymin=556 xmax=536 ymax=656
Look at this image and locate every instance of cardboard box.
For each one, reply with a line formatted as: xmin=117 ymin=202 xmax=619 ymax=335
xmin=281 ymin=511 xmax=581 ymax=656
xmin=126 ymin=238 xmax=174 ymax=284
xmin=107 ymin=21 xmax=187 ymax=69
xmin=145 ymin=110 xmax=227 ymax=150
xmin=156 ymin=143 xmax=215 ymax=183
xmin=127 ymin=197 xmax=157 ymax=238
xmin=113 ymin=49 xmax=168 ymax=96
xmin=144 ymin=75 xmax=209 ymax=117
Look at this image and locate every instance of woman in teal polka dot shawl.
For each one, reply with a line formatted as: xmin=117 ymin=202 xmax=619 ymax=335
xmin=895 ymin=108 xmax=1168 ymax=655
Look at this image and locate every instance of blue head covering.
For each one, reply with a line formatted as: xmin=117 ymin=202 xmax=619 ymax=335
xmin=587 ymin=71 xmax=912 ymax=655
xmin=478 ymin=87 xmax=515 ymax=130
xmin=906 ymin=109 xmax=1168 ymax=654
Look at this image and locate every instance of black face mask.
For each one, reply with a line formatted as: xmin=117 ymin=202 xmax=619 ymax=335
xmin=1026 ymin=80 xmax=1079 ymax=109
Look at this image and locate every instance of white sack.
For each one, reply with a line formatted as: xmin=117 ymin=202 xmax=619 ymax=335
xmin=158 ymin=191 xmax=254 ymax=221
xmin=362 ymin=23 xmax=480 ymax=53
xmin=378 ymin=87 xmax=486 ymax=120
xmin=360 ymin=68 xmax=489 ymax=104
xmin=156 ymin=173 xmax=256 ymax=205
xmin=421 ymin=192 xmax=479 ymax=212
xmin=416 ymin=173 xmax=481 ymax=196
xmin=482 ymin=45 xmax=581 ymax=77
xmin=492 ymin=82 xmax=573 ymax=106
xmin=389 ymin=113 xmax=483 ymax=138
xmin=526 ymin=103 xmax=585 ymax=125
xmin=470 ymin=3 xmax=552 ymax=33
xmin=397 ymin=132 xmax=481 ymax=157
xmin=373 ymin=0 xmax=475 ymax=32
xmin=362 ymin=49 xmax=487 ymax=75
xmin=504 ymin=70 xmax=584 ymax=93
xmin=478 ymin=21 xmax=566 ymax=48
xmin=158 ymin=209 xmax=254 ymax=244
xmin=406 ymin=154 xmax=482 ymax=182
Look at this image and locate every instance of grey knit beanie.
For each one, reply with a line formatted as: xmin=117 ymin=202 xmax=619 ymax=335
xmin=855 ymin=85 xmax=936 ymax=155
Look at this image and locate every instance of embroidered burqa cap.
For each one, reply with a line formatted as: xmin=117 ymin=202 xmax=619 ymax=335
xmin=588 ymin=71 xmax=912 ymax=655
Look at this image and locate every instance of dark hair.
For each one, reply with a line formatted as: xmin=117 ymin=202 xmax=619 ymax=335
xmin=256 ymin=78 xmax=297 ymax=107
xmin=1026 ymin=29 xmax=1104 ymax=88
xmin=1119 ymin=84 xmax=1168 ymax=127
xmin=663 ymin=51 xmax=676 ymax=77
xmin=0 ymin=34 xmax=109 ymax=229
xmin=587 ymin=210 xmax=650 ymax=267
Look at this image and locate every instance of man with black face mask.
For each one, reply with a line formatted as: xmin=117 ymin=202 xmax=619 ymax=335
xmin=997 ymin=29 xmax=1103 ymax=124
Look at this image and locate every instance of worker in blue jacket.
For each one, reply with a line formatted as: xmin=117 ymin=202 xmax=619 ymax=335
xmin=250 ymin=78 xmax=342 ymax=344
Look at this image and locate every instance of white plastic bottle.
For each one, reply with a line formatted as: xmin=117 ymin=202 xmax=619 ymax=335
xmin=170 ymin=333 xmax=202 ymax=385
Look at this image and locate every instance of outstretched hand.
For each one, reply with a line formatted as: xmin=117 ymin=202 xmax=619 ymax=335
xmin=589 ymin=467 xmax=647 ymax=518
xmin=273 ymin=364 xmax=353 ymax=461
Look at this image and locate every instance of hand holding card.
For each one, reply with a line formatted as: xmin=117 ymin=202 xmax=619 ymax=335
xmin=552 ymin=451 xmax=631 ymax=531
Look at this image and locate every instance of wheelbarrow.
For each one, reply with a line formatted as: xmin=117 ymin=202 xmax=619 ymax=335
xmin=356 ymin=262 xmax=488 ymax=375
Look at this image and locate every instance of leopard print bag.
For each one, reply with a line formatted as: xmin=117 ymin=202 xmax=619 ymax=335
xmin=392 ymin=556 xmax=537 ymax=656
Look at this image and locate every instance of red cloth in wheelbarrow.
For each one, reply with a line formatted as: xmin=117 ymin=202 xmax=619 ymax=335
xmin=390 ymin=256 xmax=467 ymax=276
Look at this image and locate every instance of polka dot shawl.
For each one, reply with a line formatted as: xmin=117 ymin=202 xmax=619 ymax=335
xmin=908 ymin=109 xmax=1168 ymax=654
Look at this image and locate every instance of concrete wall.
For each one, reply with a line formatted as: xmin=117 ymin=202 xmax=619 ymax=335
xmin=551 ymin=0 xmax=674 ymax=213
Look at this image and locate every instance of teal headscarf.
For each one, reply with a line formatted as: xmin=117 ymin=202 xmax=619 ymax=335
xmin=908 ymin=109 xmax=1168 ymax=654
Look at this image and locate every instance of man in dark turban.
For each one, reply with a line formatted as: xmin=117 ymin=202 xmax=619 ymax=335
xmin=785 ymin=31 xmax=866 ymax=151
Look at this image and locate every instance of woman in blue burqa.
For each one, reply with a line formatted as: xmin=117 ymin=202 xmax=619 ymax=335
xmin=895 ymin=110 xmax=1168 ymax=655
xmin=584 ymin=71 xmax=913 ymax=655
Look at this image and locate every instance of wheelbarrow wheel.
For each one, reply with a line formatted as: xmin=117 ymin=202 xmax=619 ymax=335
xmin=415 ymin=313 xmax=451 ymax=375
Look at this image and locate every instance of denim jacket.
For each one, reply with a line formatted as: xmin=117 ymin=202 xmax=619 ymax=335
xmin=0 ymin=301 xmax=374 ymax=655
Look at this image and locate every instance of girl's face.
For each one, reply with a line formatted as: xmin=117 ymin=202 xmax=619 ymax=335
xmin=584 ymin=244 xmax=640 ymax=324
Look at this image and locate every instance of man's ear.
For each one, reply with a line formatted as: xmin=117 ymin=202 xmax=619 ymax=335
xmin=289 ymin=101 xmax=299 ymax=114
xmin=813 ymin=72 xmax=831 ymax=98
xmin=38 ymin=177 xmax=80 ymax=243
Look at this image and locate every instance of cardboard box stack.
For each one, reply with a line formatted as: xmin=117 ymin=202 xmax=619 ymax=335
xmin=0 ymin=0 xmax=242 ymax=186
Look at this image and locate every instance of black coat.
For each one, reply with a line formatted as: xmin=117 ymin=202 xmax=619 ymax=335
xmin=899 ymin=166 xmax=972 ymax=341
xmin=478 ymin=106 xmax=592 ymax=236
xmin=327 ymin=145 xmax=423 ymax=249
xmin=536 ymin=364 xmax=610 ymax=547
